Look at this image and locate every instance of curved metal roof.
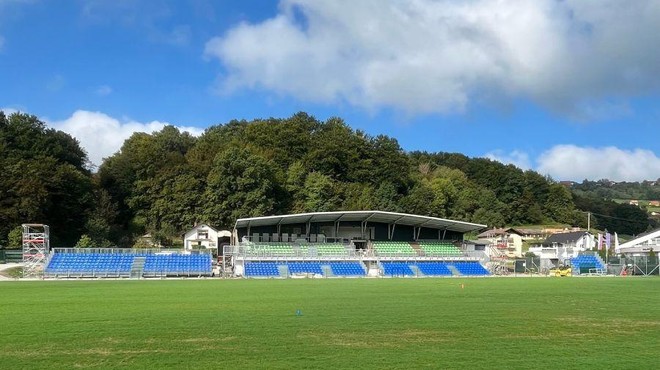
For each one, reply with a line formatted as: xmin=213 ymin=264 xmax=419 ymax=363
xmin=234 ymin=211 xmax=486 ymax=233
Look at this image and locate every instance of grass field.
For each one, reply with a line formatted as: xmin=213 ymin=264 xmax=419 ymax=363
xmin=1 ymin=278 xmax=659 ymax=369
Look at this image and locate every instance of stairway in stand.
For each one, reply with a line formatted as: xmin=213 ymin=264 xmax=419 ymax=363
xmin=448 ymin=265 xmax=461 ymax=276
xmin=410 ymin=242 xmax=424 ymax=256
xmin=130 ymin=257 xmax=146 ymax=279
xmin=277 ymin=264 xmax=289 ymax=278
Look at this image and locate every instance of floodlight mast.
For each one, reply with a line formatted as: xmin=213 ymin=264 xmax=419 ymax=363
xmin=22 ymin=224 xmax=50 ymax=278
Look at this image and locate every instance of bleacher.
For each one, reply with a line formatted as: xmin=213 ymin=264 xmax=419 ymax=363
xmin=287 ymin=261 xmax=323 ymax=275
xmin=44 ymin=250 xmax=212 ymax=278
xmin=452 ymin=262 xmax=490 ymax=276
xmin=45 ymin=253 xmax=134 ymax=277
xmin=244 ymin=261 xmax=280 ymax=277
xmin=298 ymin=243 xmax=347 ymax=256
xmin=328 ymin=261 xmax=366 ymax=276
xmin=381 ymin=261 xmax=415 ymax=276
xmin=250 ymin=242 xmax=295 ymax=256
xmin=143 ymin=254 xmax=212 ymax=277
xmin=373 ymin=242 xmax=416 ymax=256
xmin=419 ymin=241 xmax=462 ymax=256
xmin=571 ymin=255 xmax=605 ymax=274
xmin=416 ymin=262 xmax=452 ymax=276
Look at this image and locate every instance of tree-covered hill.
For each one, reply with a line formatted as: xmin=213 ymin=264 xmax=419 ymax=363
xmin=1 ymin=110 xmax=654 ymax=248
xmin=0 ymin=112 xmax=94 ymax=247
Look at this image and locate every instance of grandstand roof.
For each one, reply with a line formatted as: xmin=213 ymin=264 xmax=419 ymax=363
xmin=617 ymin=228 xmax=660 ymax=252
xmin=234 ymin=211 xmax=486 ymax=233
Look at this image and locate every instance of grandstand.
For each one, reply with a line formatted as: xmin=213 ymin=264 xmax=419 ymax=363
xmin=570 ymin=254 xmax=606 ymax=275
xmin=44 ymin=249 xmax=212 ymax=278
xmin=39 ymin=211 xmax=490 ymax=279
xmin=228 ymin=211 xmax=490 ymax=278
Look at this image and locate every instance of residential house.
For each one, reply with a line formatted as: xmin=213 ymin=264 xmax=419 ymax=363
xmin=476 ymin=228 xmax=524 ymax=258
xmin=529 ymin=230 xmax=594 ymax=265
xmin=183 ymin=224 xmax=232 ymax=252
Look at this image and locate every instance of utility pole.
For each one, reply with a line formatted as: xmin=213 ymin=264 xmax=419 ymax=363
xmin=587 ymin=212 xmax=591 ymax=232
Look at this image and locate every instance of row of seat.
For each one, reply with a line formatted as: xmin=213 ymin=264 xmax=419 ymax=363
xmin=372 ymin=242 xmax=416 ymax=256
xmin=244 ymin=261 xmax=367 ymax=277
xmin=571 ymin=255 xmax=605 ymax=273
xmin=419 ymin=242 xmax=462 ymax=256
xmin=381 ymin=261 xmax=489 ymax=276
xmin=243 ymin=241 xmax=462 ymax=257
xmin=243 ymin=261 xmax=489 ymax=277
xmin=45 ymin=253 xmax=212 ymax=277
xmin=47 ymin=254 xmax=134 ymax=274
xmin=299 ymin=244 xmax=347 ymax=256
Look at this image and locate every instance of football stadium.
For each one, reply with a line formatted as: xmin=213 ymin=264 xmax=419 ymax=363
xmin=2 ymin=213 xmax=659 ymax=369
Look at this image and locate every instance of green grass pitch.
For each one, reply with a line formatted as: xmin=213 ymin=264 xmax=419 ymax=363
xmin=1 ymin=278 xmax=659 ymax=369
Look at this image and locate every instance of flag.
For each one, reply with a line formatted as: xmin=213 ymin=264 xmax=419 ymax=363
xmin=614 ymin=232 xmax=619 ymax=253
xmin=605 ymin=232 xmax=611 ymax=251
xmin=597 ymin=233 xmax=603 ymax=251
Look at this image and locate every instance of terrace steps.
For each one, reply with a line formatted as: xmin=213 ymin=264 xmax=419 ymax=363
xmin=448 ymin=265 xmax=461 ymax=276
xmin=130 ymin=257 xmax=146 ymax=279
xmin=322 ymin=265 xmax=334 ymax=277
xmin=409 ymin=242 xmax=423 ymax=256
xmin=277 ymin=265 xmax=289 ymax=278
xmin=409 ymin=264 xmax=423 ymax=276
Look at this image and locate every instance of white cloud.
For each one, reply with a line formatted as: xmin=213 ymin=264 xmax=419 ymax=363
xmin=1 ymin=106 xmax=19 ymax=115
xmin=537 ymin=145 xmax=660 ymax=182
xmin=484 ymin=150 xmax=531 ymax=170
xmin=205 ymin=0 xmax=660 ymax=117
xmin=95 ymin=85 xmax=113 ymax=96
xmin=49 ymin=110 xmax=204 ymax=167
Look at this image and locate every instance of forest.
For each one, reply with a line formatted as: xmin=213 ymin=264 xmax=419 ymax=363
xmin=0 ymin=110 xmax=655 ymax=248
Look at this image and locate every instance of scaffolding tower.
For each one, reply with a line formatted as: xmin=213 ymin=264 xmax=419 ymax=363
xmin=488 ymin=244 xmax=509 ymax=275
xmin=22 ymin=224 xmax=49 ymax=278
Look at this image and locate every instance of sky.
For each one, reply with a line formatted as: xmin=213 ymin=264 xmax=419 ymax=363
xmin=1 ymin=0 xmax=659 ymax=181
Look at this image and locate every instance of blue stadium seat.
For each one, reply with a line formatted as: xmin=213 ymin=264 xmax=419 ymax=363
xmin=45 ymin=253 xmax=135 ymax=277
xmin=328 ymin=261 xmax=366 ymax=276
xmin=143 ymin=254 xmax=212 ymax=276
xmin=286 ymin=261 xmax=323 ymax=275
xmin=244 ymin=261 xmax=280 ymax=277
xmin=381 ymin=261 xmax=414 ymax=276
xmin=416 ymin=262 xmax=452 ymax=276
xmin=570 ymin=255 xmax=604 ymax=273
xmin=451 ymin=262 xmax=489 ymax=276
xmin=45 ymin=252 xmax=212 ymax=278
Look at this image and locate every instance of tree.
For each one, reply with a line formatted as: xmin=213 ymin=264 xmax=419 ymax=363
xmin=74 ymin=234 xmax=94 ymax=248
xmin=6 ymin=226 xmax=23 ymax=249
xmin=300 ymin=172 xmax=340 ymax=212
xmin=203 ymin=147 xmax=280 ymax=227
xmin=544 ymin=184 xmax=575 ymax=224
xmin=0 ymin=112 xmax=94 ymax=247
xmin=304 ymin=117 xmax=366 ymax=182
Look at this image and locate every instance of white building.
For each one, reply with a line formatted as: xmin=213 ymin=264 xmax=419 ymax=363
xmin=476 ymin=228 xmax=524 ymax=258
xmin=528 ymin=230 xmax=595 ymax=267
xmin=616 ymin=228 xmax=660 ymax=256
xmin=183 ymin=224 xmax=231 ymax=251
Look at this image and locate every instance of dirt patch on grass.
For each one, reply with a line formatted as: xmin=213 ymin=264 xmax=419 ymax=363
xmin=299 ymin=329 xmax=456 ymax=348
xmin=178 ymin=336 xmax=235 ymax=343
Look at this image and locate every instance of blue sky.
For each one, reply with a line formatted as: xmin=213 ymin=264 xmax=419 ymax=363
xmin=1 ymin=0 xmax=659 ymax=181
